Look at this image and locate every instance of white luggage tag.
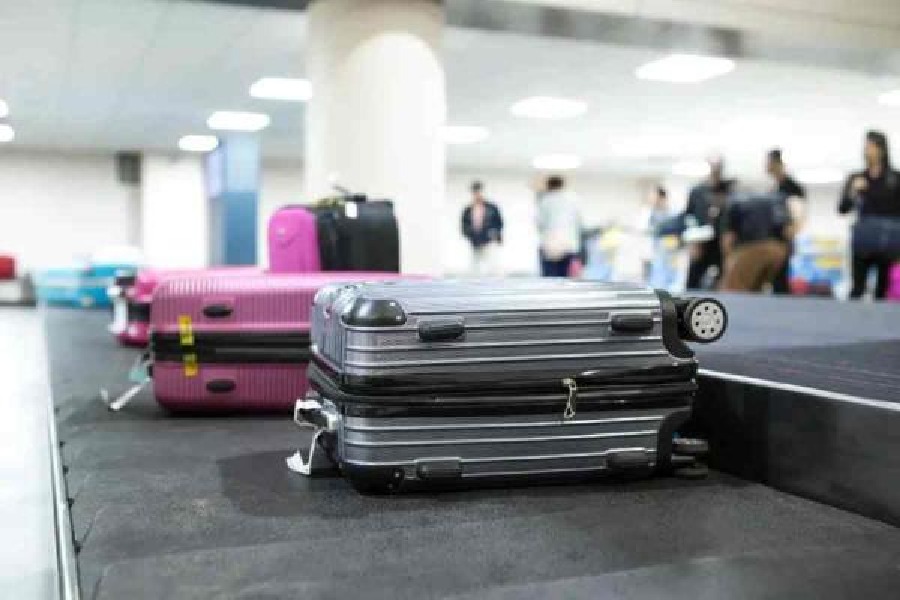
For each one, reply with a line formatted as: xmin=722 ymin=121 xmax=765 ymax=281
xmin=287 ymin=395 xmax=339 ymax=476
xmin=344 ymin=201 xmax=359 ymax=219
xmin=100 ymin=353 xmax=151 ymax=412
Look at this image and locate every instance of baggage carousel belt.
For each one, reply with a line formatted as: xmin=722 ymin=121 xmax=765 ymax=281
xmin=47 ymin=308 xmax=900 ymax=599
xmin=697 ymin=294 xmax=900 ymax=400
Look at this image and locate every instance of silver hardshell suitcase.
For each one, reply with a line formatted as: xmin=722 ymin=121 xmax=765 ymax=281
xmin=291 ymin=279 xmax=727 ymax=492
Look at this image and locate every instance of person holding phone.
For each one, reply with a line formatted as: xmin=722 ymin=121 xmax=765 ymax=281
xmin=838 ymin=130 xmax=900 ymax=300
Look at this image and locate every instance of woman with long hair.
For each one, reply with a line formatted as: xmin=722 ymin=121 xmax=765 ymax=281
xmin=838 ymin=130 xmax=900 ymax=299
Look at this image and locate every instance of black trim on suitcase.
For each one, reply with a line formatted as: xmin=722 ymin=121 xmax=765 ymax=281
xmin=152 ymin=331 xmax=312 ymax=364
xmin=127 ymin=300 xmax=151 ymax=323
xmin=308 ymin=362 xmax=696 ymax=408
xmin=310 ymin=356 xmax=698 ymax=396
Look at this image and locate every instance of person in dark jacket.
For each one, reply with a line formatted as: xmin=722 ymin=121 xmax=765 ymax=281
xmin=683 ymin=156 xmax=735 ymax=290
xmin=461 ymin=181 xmax=504 ymax=275
xmin=838 ymin=130 xmax=900 ymax=300
xmin=766 ymin=148 xmax=806 ymax=294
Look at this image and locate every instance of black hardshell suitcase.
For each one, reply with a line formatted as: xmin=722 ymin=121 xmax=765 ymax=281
xmin=291 ymin=279 xmax=727 ymax=492
xmin=313 ymin=197 xmax=400 ymax=272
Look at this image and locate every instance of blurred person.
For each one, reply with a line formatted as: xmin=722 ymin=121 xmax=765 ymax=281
xmin=766 ymin=148 xmax=807 ymax=294
xmin=640 ymin=186 xmax=679 ymax=290
xmin=536 ymin=175 xmax=582 ymax=277
xmin=720 ymin=191 xmax=803 ymax=292
xmin=839 ymin=130 xmax=900 ymax=300
xmin=460 ymin=181 xmax=503 ymax=275
xmin=683 ymin=156 xmax=735 ymax=290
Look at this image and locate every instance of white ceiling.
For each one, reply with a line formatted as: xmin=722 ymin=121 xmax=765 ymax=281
xmin=2 ymin=0 xmax=900 ymax=180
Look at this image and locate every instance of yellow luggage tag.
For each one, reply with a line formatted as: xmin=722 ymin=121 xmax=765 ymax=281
xmin=183 ymin=353 xmax=198 ymax=377
xmin=178 ymin=315 xmax=194 ymax=346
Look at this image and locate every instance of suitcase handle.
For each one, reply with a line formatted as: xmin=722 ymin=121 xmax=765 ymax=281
xmin=418 ymin=318 xmax=465 ymax=342
xmin=610 ymin=314 xmax=654 ymax=333
xmin=205 ymin=379 xmax=236 ymax=393
xmin=203 ymin=304 xmax=233 ymax=318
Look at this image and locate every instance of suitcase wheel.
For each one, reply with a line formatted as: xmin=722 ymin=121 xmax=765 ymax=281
xmin=682 ymin=298 xmax=727 ymax=343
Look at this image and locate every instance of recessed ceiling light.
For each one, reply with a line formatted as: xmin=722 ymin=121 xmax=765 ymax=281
xmin=795 ymin=167 xmax=843 ymax=185
xmin=207 ymin=111 xmax=270 ymax=132
xmin=442 ymin=125 xmax=489 ymax=145
xmin=877 ymin=89 xmax=900 ymax=106
xmin=0 ymin=123 xmax=14 ymax=143
xmin=671 ymin=159 xmax=710 ymax=178
xmin=511 ymin=96 xmax=587 ymax=120
xmin=178 ymin=134 xmax=219 ymax=153
xmin=0 ymin=99 xmax=8 ymax=119
xmin=250 ymin=77 xmax=312 ymax=102
xmin=532 ymin=154 xmax=582 ymax=170
xmin=636 ymin=53 xmax=735 ymax=83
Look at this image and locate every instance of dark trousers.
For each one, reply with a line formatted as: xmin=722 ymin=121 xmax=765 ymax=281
xmin=541 ymin=252 xmax=575 ymax=277
xmin=849 ymin=253 xmax=893 ymax=300
xmin=686 ymin=244 xmax=722 ymax=290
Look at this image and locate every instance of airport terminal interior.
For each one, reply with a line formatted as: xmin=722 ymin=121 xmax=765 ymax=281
xmin=2 ymin=0 xmax=900 ymax=598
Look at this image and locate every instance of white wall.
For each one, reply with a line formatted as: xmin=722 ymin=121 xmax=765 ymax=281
xmin=258 ymin=161 xmax=306 ymax=268
xmin=0 ymin=151 xmax=138 ymax=270
xmin=140 ymin=155 xmax=208 ymax=269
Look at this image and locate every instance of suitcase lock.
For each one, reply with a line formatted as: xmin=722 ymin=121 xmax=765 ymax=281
xmin=562 ymin=377 xmax=578 ymax=420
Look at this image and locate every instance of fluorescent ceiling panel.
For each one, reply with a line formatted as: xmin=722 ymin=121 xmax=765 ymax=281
xmin=636 ymin=53 xmax=735 ymax=83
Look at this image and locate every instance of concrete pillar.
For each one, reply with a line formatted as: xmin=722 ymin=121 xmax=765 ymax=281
xmin=305 ymin=0 xmax=446 ymax=274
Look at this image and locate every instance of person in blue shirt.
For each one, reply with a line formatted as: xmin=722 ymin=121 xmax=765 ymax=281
xmin=461 ymin=181 xmax=504 ymax=275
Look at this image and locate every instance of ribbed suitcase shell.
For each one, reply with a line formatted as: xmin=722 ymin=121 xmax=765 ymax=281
xmin=151 ymin=271 xmax=414 ymax=412
xmin=112 ymin=267 xmax=259 ymax=346
xmin=154 ymin=362 xmax=309 ymax=412
xmin=336 ymin=403 xmax=690 ymax=485
xmin=267 ymin=206 xmax=321 ymax=274
xmin=312 ymin=279 xmax=693 ymax=391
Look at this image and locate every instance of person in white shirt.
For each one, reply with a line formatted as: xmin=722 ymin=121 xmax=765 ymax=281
xmin=536 ymin=175 xmax=582 ymax=277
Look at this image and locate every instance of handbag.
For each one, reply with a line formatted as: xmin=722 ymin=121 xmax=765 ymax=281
xmin=852 ymin=216 xmax=900 ymax=257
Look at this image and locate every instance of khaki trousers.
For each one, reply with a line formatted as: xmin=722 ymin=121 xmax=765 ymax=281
xmin=721 ymin=240 xmax=789 ymax=292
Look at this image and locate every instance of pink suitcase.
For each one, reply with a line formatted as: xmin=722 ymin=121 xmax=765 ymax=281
xmin=149 ymin=271 xmax=412 ymax=413
xmin=111 ymin=267 xmax=259 ymax=347
xmin=888 ymin=263 xmax=900 ymax=301
xmin=268 ymin=205 xmax=321 ymax=274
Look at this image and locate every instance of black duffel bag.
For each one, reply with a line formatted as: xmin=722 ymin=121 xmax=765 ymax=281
xmin=851 ymin=216 xmax=900 ymax=258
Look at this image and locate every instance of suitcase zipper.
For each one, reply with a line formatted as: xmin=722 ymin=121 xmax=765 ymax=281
xmin=562 ymin=377 xmax=577 ymax=420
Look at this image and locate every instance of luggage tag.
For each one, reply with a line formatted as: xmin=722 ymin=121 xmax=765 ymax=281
xmin=344 ymin=201 xmax=359 ymax=219
xmin=101 ymin=353 xmax=151 ymax=412
xmin=129 ymin=355 xmax=150 ymax=384
xmin=178 ymin=315 xmax=194 ymax=346
xmin=182 ymin=353 xmax=198 ymax=378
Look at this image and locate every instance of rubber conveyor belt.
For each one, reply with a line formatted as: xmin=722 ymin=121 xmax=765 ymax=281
xmin=47 ymin=308 xmax=900 ymax=599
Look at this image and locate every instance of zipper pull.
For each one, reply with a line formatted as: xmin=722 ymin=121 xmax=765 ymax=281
xmin=562 ymin=377 xmax=578 ymax=420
